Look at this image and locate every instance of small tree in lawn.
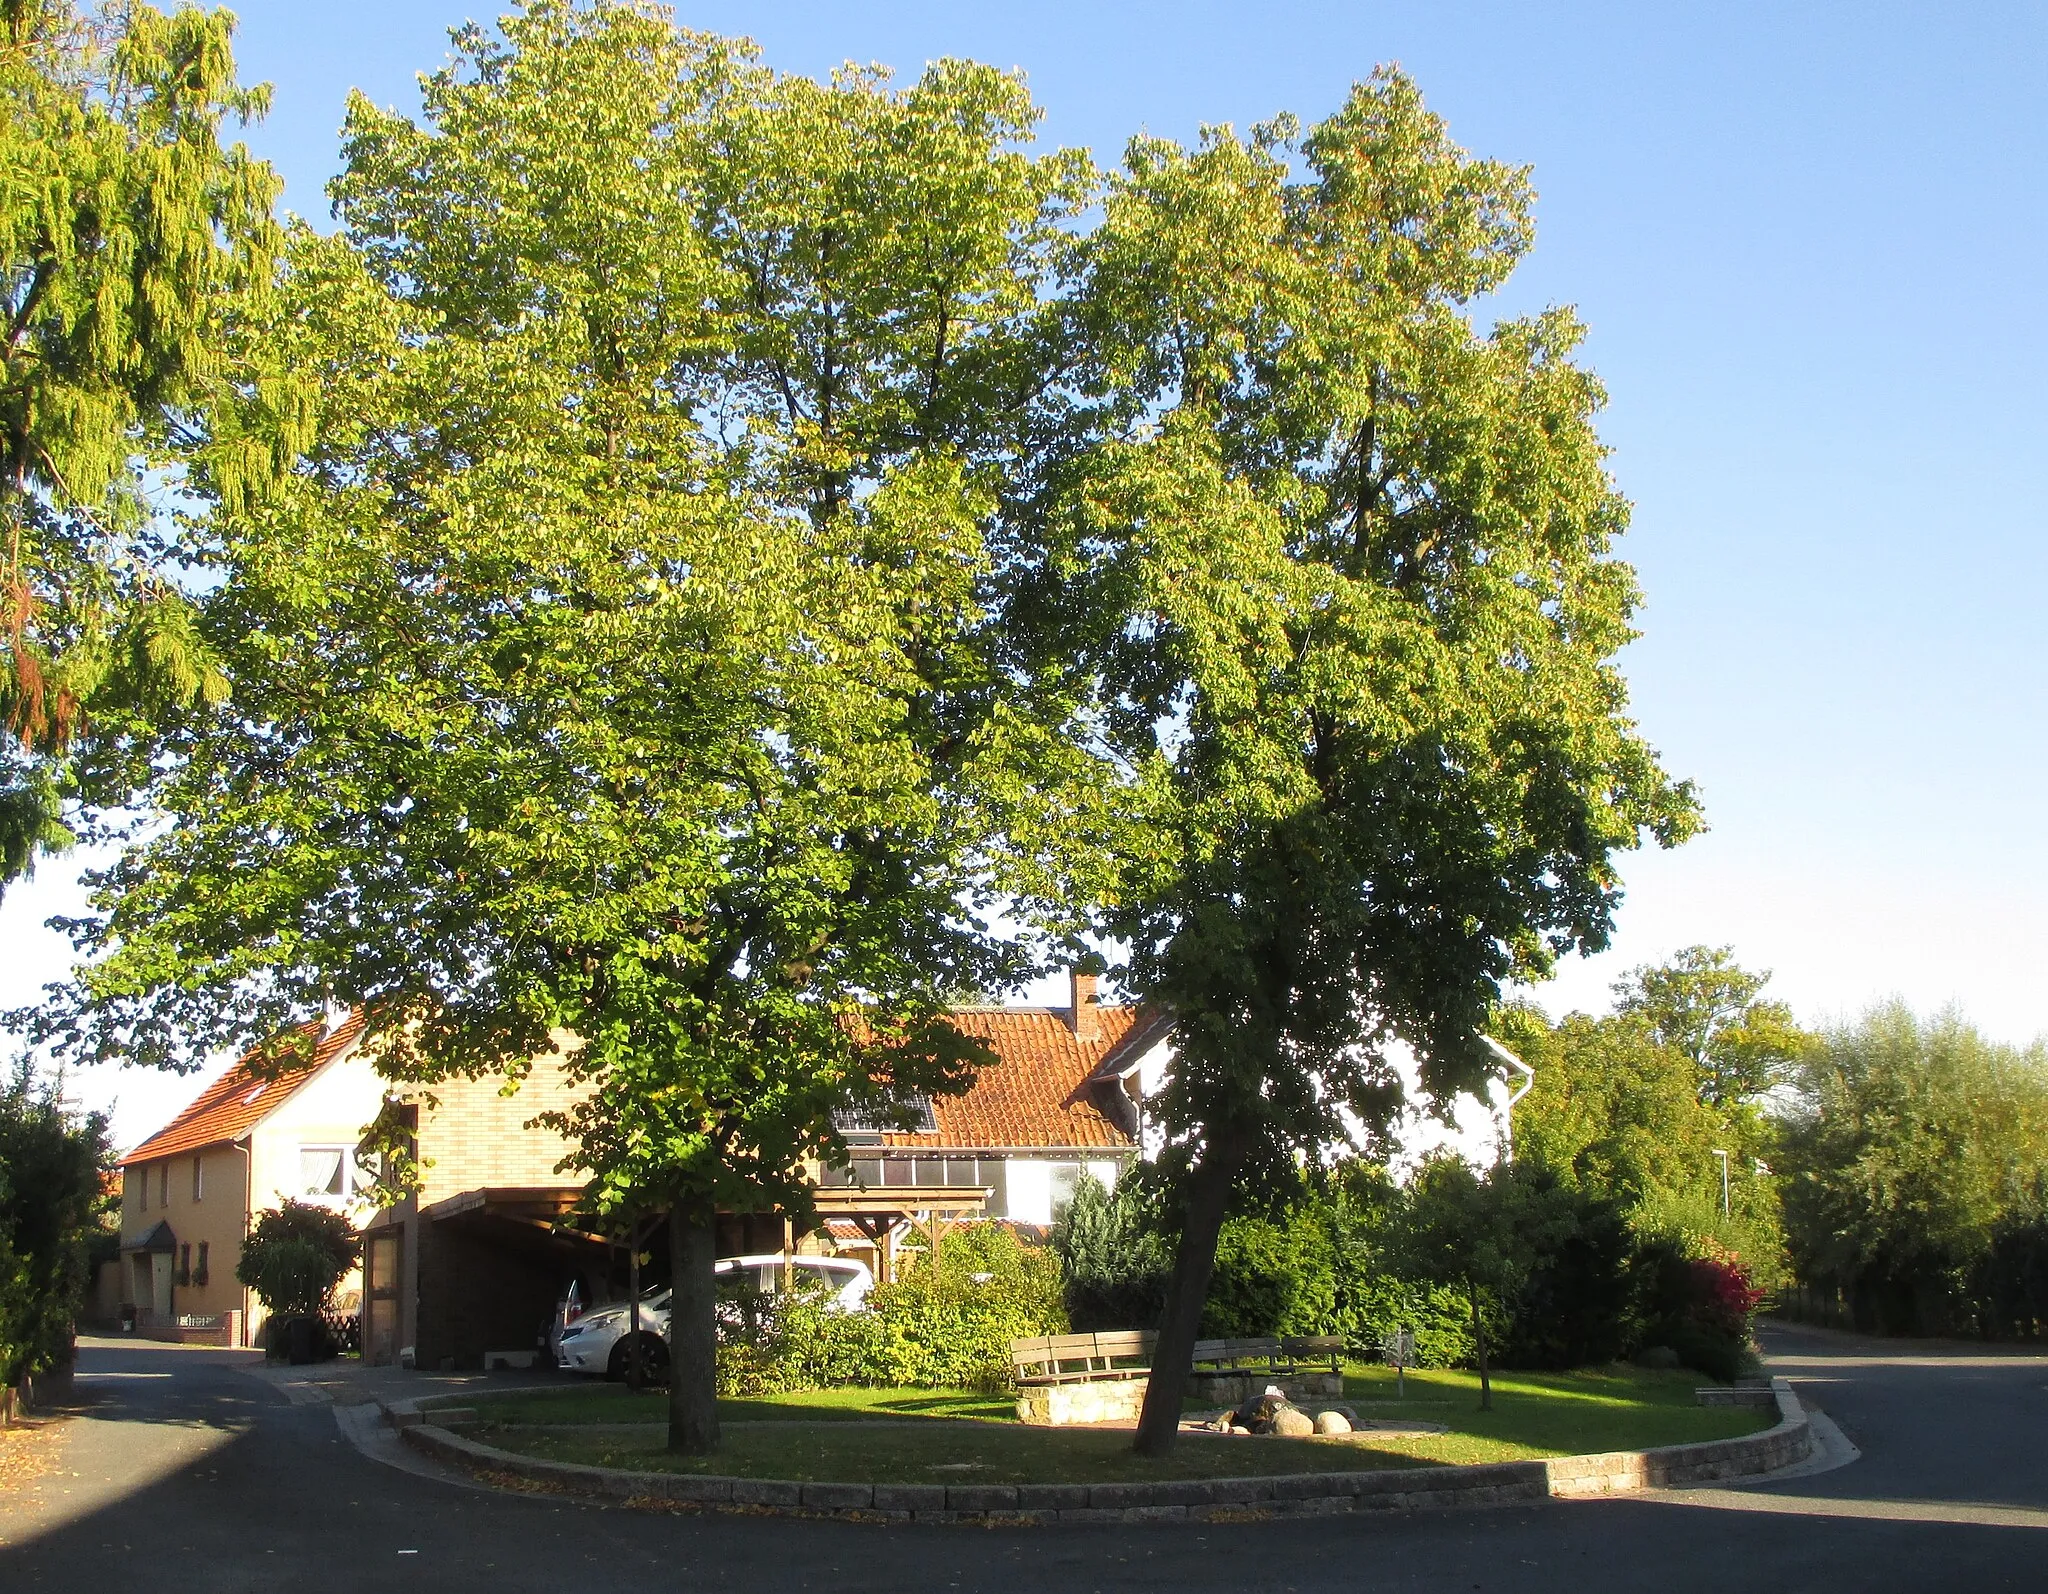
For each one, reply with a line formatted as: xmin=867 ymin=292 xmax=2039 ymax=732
xmin=1394 ymin=1158 xmax=1554 ymax=1410
xmin=236 ymin=1201 xmax=358 ymax=1330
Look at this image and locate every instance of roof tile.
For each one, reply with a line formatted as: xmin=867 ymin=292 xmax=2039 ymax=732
xmin=880 ymin=1005 xmax=1161 ymax=1151
xmin=120 ymin=1013 xmax=367 ymax=1165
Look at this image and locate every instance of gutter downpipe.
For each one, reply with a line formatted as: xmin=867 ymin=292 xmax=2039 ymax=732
xmin=233 ymin=1135 xmax=254 ymax=1347
xmin=1477 ymin=1034 xmax=1535 ymax=1161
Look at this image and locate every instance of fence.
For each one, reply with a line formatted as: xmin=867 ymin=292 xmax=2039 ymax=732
xmin=1770 ymin=1282 xmax=1851 ymax=1330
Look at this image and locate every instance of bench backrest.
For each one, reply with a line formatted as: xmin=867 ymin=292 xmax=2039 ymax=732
xmin=1190 ymin=1336 xmax=1281 ymax=1364
xmin=1011 ymin=1330 xmax=1155 ymax=1374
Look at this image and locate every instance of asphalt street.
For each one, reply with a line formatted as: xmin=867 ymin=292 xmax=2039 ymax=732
xmin=3 ymin=1322 xmax=2043 ymax=1593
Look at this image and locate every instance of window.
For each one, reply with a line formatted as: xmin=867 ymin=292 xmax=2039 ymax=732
xmin=136 ymin=1167 xmax=146 ymax=1212
xmin=157 ymin=1164 xmax=168 ymax=1208
xmin=298 ymin=1145 xmax=356 ymax=1201
xmin=177 ymin=1243 xmax=191 ymax=1286
xmin=191 ymin=1156 xmax=204 ymax=1202
xmin=194 ymin=1242 xmax=209 ymax=1287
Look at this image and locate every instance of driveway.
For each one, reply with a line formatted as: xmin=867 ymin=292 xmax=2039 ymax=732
xmin=3 ymin=1323 xmax=2043 ymax=1593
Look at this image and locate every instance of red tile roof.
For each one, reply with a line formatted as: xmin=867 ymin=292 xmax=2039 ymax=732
xmin=120 ymin=1012 xmax=367 ymax=1165
xmin=880 ymin=1004 xmax=1166 ymax=1151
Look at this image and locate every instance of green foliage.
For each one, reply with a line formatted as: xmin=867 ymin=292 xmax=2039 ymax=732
xmin=1611 ymin=945 xmax=1810 ymax=1109
xmin=0 ymin=1061 xmax=110 ymax=1388
xmin=1 ymin=0 xmax=284 ymax=890
xmin=1779 ymin=1003 xmax=2048 ymax=1335
xmin=1498 ymin=991 xmax=1789 ymax=1287
xmin=235 ymin=1200 xmax=357 ymax=1319
xmin=1049 ymin=1168 xmax=1476 ymax=1363
xmin=1048 ymin=1171 xmax=1171 ymax=1331
xmin=718 ymin=1227 xmax=1066 ymax=1395
xmin=1034 ymin=66 xmax=1698 ymax=1212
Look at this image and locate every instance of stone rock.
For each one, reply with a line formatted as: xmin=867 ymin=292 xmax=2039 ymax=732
xmin=1272 ymin=1406 xmax=1316 ymax=1438
xmin=1231 ymin=1392 xmax=1288 ymax=1434
xmin=1313 ymin=1410 xmax=1352 ymax=1435
xmin=1633 ymin=1344 xmax=1681 ymax=1370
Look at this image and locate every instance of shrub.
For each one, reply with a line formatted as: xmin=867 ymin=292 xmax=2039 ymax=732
xmin=1050 ymin=1173 xmax=1170 ymax=1331
xmin=716 ymin=1225 xmax=1067 ymax=1394
xmin=237 ymin=1201 xmax=358 ymax=1320
xmin=1497 ymin=1181 xmax=1640 ymax=1370
xmin=0 ymin=1067 xmax=111 ymax=1397
xmin=1634 ymin=1238 xmax=1764 ymax=1382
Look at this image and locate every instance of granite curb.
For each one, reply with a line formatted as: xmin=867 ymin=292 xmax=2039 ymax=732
xmin=384 ymin=1376 xmax=1811 ymax=1526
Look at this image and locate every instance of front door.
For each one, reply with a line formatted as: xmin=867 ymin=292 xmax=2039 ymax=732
xmin=365 ymin=1230 xmax=401 ymax=1365
xmin=151 ymin=1251 xmax=174 ymax=1321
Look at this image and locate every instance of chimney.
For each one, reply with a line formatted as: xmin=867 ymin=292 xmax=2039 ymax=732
xmin=1068 ymin=967 xmax=1100 ymax=1042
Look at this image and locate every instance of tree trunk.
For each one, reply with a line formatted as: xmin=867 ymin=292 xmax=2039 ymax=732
xmin=1471 ymin=1286 xmax=1491 ymax=1412
xmin=1132 ymin=1139 xmax=1243 ymax=1457
xmin=667 ymin=1201 xmax=720 ymax=1454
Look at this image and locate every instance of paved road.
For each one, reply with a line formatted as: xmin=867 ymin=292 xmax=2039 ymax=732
xmin=3 ymin=1323 xmax=2043 ymax=1593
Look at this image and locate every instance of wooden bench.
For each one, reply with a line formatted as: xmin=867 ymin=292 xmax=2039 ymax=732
xmin=1189 ymin=1335 xmax=1344 ymax=1377
xmin=1011 ymin=1330 xmax=1157 ymax=1387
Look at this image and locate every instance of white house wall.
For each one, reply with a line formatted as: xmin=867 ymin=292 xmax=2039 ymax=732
xmin=247 ymin=1047 xmax=386 ymax=1224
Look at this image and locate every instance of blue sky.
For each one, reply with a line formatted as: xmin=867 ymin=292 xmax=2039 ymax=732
xmin=8 ymin=1 xmax=2045 ymax=1144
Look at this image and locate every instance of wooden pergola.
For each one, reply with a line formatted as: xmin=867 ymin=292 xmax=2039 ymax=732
xmin=810 ymin=1185 xmax=991 ymax=1284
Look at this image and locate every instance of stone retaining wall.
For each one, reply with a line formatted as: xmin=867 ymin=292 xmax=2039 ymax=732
xmin=391 ymin=1376 xmax=1811 ymax=1525
xmin=1015 ymin=1379 xmax=1148 ymax=1426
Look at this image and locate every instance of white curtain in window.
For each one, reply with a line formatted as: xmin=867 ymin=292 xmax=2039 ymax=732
xmin=300 ymin=1147 xmax=345 ymax=1197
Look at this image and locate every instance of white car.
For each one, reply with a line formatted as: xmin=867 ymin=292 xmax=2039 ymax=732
xmin=554 ymin=1255 xmax=874 ymax=1378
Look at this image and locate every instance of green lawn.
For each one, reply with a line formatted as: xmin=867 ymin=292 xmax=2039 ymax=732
xmin=446 ymin=1363 xmax=1773 ymax=1484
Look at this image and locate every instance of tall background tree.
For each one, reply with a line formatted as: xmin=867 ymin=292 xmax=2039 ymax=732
xmin=1028 ymin=72 xmax=1698 ymax=1451
xmin=1 ymin=0 xmax=283 ymax=888
xmin=1780 ymin=1003 xmax=2048 ymax=1335
xmin=33 ymin=2 xmax=1102 ymax=1455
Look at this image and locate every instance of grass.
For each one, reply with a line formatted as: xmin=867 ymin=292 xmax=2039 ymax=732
xmin=449 ymin=1363 xmax=1774 ymax=1485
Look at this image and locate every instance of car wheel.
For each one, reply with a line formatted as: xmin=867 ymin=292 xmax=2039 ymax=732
xmin=608 ymin=1333 xmax=669 ymax=1384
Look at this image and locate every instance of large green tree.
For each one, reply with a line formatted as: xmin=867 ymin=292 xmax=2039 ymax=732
xmin=37 ymin=4 xmax=1096 ymax=1454
xmin=1 ymin=0 xmax=283 ymax=887
xmin=1780 ymin=1003 xmax=2048 ymax=1334
xmin=1029 ymin=74 xmax=1698 ymax=1451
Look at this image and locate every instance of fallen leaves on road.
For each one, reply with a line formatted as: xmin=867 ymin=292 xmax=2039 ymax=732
xmin=0 ymin=1416 xmax=71 ymax=1530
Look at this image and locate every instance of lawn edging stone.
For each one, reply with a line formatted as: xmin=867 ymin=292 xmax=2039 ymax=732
xmin=382 ymin=1376 xmax=1810 ymax=1526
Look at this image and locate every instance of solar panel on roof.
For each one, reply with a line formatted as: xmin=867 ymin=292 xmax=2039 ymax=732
xmin=831 ymin=1096 xmax=937 ymax=1135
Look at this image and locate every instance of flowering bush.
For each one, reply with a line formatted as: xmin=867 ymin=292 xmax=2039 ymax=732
xmin=1634 ymin=1237 xmax=1763 ymax=1382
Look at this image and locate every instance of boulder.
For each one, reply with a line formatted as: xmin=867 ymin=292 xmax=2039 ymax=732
xmin=1272 ymin=1405 xmax=1316 ymax=1437
xmin=1231 ymin=1392 xmax=1288 ymax=1434
xmin=1314 ymin=1410 xmax=1352 ymax=1435
xmin=1633 ymin=1345 xmax=1681 ymax=1370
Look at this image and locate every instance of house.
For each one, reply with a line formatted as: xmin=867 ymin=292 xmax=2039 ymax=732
xmin=114 ymin=1013 xmax=384 ymax=1346
xmin=358 ymin=969 xmax=1170 ymax=1369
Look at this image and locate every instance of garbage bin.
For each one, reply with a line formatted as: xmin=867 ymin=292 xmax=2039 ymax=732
xmin=285 ymin=1315 xmax=319 ymax=1366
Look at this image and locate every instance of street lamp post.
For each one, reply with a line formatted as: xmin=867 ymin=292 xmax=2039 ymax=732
xmin=1712 ymin=1148 xmax=1730 ymax=1216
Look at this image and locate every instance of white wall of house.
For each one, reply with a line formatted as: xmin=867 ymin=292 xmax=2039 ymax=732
xmin=244 ymin=1048 xmax=385 ymax=1329
xmin=996 ymin=1155 xmax=1126 ymax=1226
